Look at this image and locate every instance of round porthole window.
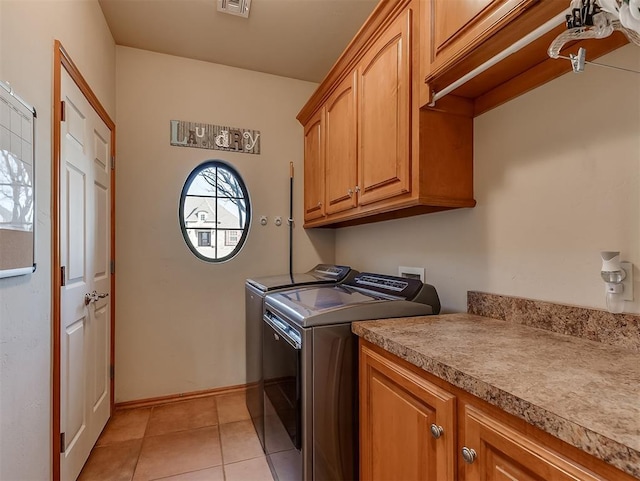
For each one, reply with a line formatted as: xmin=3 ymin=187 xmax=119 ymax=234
xmin=179 ymin=160 xmax=251 ymax=262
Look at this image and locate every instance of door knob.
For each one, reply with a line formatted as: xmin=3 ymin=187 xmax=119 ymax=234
xmin=84 ymin=290 xmax=109 ymax=305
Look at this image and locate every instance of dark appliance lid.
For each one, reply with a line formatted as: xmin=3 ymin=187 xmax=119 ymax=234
xmin=246 ymin=264 xmax=352 ymax=292
xmin=264 ymin=272 xmax=440 ymax=328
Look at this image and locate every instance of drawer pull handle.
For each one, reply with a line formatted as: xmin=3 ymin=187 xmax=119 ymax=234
xmin=461 ymin=447 xmax=477 ymax=464
xmin=430 ymin=424 xmax=444 ymax=439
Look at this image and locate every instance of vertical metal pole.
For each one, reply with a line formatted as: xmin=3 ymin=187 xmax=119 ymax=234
xmin=289 ymin=162 xmax=294 ymax=279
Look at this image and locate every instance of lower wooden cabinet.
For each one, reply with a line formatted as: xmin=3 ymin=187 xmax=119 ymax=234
xmin=359 ymin=339 xmax=637 ymax=481
xmin=461 ymin=404 xmax=605 ymax=481
xmin=360 ymin=341 xmax=456 ymax=481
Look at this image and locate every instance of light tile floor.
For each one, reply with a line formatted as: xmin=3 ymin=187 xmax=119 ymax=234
xmin=78 ymin=392 xmax=274 ymax=481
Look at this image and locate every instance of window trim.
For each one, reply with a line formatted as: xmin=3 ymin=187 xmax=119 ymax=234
xmin=179 ymin=160 xmax=251 ymax=263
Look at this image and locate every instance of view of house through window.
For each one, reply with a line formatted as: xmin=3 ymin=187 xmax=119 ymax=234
xmin=179 ymin=160 xmax=250 ymax=262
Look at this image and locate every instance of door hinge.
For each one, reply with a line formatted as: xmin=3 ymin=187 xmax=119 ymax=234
xmin=60 ymin=266 xmax=66 ymax=287
xmin=60 ymin=432 xmax=66 ymax=454
xmin=110 ymin=365 xmax=115 ymax=380
xmin=60 ymin=100 xmax=66 ymax=122
xmin=110 ymin=260 xmax=115 ymax=275
xmin=111 ymin=155 xmax=115 ymax=170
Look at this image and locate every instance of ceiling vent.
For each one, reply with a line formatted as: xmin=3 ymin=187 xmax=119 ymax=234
xmin=217 ymin=0 xmax=251 ymax=18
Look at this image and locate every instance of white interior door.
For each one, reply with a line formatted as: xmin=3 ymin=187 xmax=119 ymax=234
xmin=59 ymin=68 xmax=112 ymax=481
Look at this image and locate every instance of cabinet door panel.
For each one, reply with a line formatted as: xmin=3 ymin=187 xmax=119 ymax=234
xmin=325 ymin=72 xmax=357 ymax=215
xmin=358 ymin=9 xmax=411 ymax=206
xmin=427 ymin=0 xmax=538 ymax=75
xmin=462 ymin=404 xmax=605 ymax=481
xmin=360 ymin=343 xmax=455 ymax=481
xmin=303 ymin=111 xmax=325 ymax=221
xmin=433 ymin=0 xmax=495 ymax=53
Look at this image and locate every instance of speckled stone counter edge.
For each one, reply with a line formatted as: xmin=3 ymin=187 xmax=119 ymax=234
xmin=352 ymin=322 xmax=640 ymax=479
xmin=468 ymin=291 xmax=640 ymax=352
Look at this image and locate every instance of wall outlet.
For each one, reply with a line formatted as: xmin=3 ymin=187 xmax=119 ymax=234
xmin=398 ymin=266 xmax=425 ymax=282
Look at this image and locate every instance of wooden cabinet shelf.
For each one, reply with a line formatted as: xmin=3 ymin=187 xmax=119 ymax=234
xmin=359 ymin=339 xmax=638 ymax=481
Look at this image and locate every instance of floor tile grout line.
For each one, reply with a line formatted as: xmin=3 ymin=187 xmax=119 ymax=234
xmin=217 ymin=401 xmax=228 ymax=481
xmin=129 ymin=408 xmax=151 ymax=481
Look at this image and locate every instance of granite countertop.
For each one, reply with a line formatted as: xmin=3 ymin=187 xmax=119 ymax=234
xmin=352 ymin=313 xmax=640 ymax=479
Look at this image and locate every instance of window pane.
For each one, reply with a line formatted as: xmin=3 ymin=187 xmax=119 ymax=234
xmin=187 ymin=167 xmax=218 ymax=196
xmin=216 ymin=166 xmax=243 ymax=197
xmin=183 ymin=196 xmax=217 ymax=227
xmin=186 ymin=228 xmax=216 ymax=255
xmin=217 ymin=197 xmax=247 ymax=229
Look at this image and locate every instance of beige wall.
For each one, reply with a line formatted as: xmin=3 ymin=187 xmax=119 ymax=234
xmin=115 ymin=46 xmax=334 ymax=402
xmin=0 ymin=1 xmax=115 ymax=479
xmin=336 ymin=45 xmax=640 ymax=315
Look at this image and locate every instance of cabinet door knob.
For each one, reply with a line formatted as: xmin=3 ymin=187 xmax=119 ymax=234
xmin=461 ymin=447 xmax=477 ymax=464
xmin=317 ymin=202 xmax=322 ymax=207
xmin=347 ymin=188 xmax=353 ymax=196
xmin=355 ymin=185 xmax=360 ymax=193
xmin=430 ymin=424 xmax=444 ymax=439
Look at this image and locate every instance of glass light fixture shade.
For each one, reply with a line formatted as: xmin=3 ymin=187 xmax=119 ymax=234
xmin=601 ymin=270 xmax=626 ymax=283
xmin=606 ymin=291 xmax=625 ymax=313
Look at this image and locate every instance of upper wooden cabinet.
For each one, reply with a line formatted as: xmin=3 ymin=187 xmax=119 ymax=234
xmin=298 ymin=0 xmax=627 ymax=227
xmin=421 ymin=0 xmax=627 ymax=115
xmin=299 ymin=0 xmax=476 ymax=228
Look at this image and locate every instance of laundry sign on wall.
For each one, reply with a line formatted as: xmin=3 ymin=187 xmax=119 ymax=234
xmin=170 ymin=119 xmax=261 ymax=154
